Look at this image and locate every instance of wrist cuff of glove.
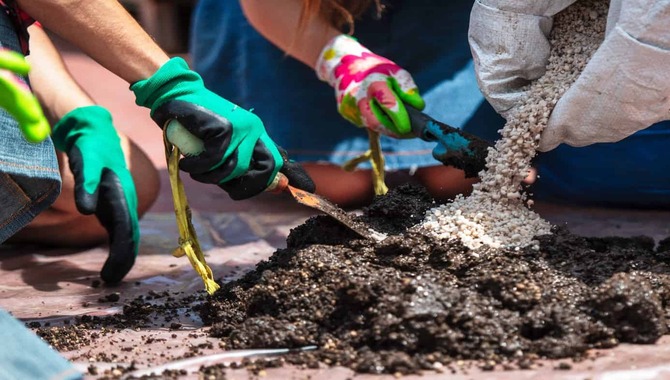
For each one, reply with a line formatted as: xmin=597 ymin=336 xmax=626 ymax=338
xmin=315 ymin=34 xmax=370 ymax=86
xmin=52 ymin=105 xmax=113 ymax=152
xmin=130 ymin=57 xmax=203 ymax=116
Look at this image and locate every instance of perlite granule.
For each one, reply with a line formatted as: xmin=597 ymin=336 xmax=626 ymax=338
xmin=420 ymin=0 xmax=609 ymax=249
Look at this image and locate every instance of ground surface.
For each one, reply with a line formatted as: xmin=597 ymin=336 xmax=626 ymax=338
xmin=1 ymin=36 xmax=670 ymax=380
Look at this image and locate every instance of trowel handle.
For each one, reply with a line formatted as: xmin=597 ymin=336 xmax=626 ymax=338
xmin=406 ymin=106 xmax=460 ymax=142
xmin=265 ymin=172 xmax=289 ymax=193
xmin=166 ymin=119 xmax=205 ymax=156
xmin=166 ymin=119 xmax=289 ymax=193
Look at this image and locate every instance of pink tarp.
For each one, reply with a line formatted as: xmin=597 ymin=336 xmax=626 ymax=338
xmin=2 ymin=198 xmax=670 ymax=379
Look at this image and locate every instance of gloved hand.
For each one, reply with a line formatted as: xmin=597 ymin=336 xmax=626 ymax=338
xmin=468 ymin=0 xmax=577 ymax=117
xmin=539 ymin=0 xmax=670 ymax=151
xmin=51 ymin=106 xmax=139 ymax=283
xmin=131 ymin=58 xmax=315 ymax=200
xmin=0 ymin=49 xmax=49 ymax=143
xmin=316 ymin=34 xmax=425 ymax=138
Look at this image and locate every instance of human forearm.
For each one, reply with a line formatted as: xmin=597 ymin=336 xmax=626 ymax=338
xmin=17 ymin=0 xmax=169 ymax=84
xmin=240 ymin=0 xmax=339 ymax=68
xmin=26 ymin=26 xmax=94 ymax=125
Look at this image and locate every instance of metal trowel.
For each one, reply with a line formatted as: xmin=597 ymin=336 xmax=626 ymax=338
xmin=265 ymin=173 xmax=387 ymax=241
xmin=166 ymin=120 xmax=387 ymax=242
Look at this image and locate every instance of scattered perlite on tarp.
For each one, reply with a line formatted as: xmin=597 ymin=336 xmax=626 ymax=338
xmin=420 ymin=0 xmax=608 ymax=249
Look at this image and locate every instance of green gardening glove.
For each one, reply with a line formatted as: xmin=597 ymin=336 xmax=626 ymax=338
xmin=131 ymin=58 xmax=315 ymax=200
xmin=52 ymin=106 xmax=139 ymax=284
xmin=0 ymin=49 xmax=50 ymax=143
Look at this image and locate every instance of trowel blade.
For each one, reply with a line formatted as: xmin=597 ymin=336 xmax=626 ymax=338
xmin=286 ymin=185 xmax=387 ymax=242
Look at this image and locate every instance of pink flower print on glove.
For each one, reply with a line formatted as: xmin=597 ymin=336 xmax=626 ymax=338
xmin=316 ymin=35 xmax=425 ymax=138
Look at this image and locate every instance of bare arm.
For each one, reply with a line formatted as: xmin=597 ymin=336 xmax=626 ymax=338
xmin=240 ymin=0 xmax=340 ymax=68
xmin=16 ymin=0 xmax=170 ymax=84
xmin=25 ymin=25 xmax=94 ymax=125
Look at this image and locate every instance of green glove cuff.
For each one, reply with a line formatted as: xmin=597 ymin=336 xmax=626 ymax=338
xmin=131 ymin=57 xmax=205 ymax=115
xmin=52 ymin=105 xmax=118 ymax=152
xmin=131 ymin=58 xmax=246 ymax=126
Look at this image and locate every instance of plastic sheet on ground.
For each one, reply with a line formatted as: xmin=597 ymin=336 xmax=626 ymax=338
xmin=1 ymin=204 xmax=670 ymax=379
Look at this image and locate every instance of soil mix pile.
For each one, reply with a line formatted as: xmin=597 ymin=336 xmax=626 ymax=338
xmin=200 ymin=184 xmax=670 ymax=374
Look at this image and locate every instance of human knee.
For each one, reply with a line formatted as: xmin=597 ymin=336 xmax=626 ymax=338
xmin=72 ymin=216 xmax=109 ymax=247
xmin=303 ymin=164 xmax=374 ymax=208
xmin=125 ymin=138 xmax=160 ymax=217
xmin=415 ymin=165 xmax=478 ymax=201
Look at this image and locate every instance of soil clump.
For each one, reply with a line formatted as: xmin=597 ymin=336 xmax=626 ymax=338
xmin=27 ymin=184 xmax=670 ymax=377
xmin=201 ymin=184 xmax=670 ymax=375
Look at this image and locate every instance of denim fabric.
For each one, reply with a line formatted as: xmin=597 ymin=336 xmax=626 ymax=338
xmin=0 ymin=11 xmax=61 ymax=241
xmin=532 ymin=121 xmax=670 ymax=208
xmin=191 ymin=0 xmax=505 ymax=171
xmin=0 ymin=309 xmax=82 ymax=380
xmin=191 ymin=0 xmax=670 ymax=205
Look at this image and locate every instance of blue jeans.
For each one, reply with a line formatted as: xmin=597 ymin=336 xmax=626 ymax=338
xmin=0 ymin=10 xmax=61 ymax=242
xmin=532 ymin=122 xmax=670 ymax=208
xmin=0 ymin=309 xmax=82 ymax=380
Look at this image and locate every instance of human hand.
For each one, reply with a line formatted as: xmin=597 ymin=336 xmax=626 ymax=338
xmin=539 ymin=0 xmax=670 ymax=151
xmin=51 ymin=106 xmax=139 ymax=283
xmin=316 ymin=35 xmax=425 ymax=138
xmin=131 ymin=58 xmax=314 ymax=200
xmin=0 ymin=49 xmax=50 ymax=143
xmin=468 ymin=0 xmax=577 ymax=118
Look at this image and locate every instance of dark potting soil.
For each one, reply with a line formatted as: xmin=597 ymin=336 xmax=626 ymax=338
xmin=199 ymin=184 xmax=670 ymax=374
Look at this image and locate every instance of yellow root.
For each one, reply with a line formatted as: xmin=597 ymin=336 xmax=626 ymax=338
xmin=164 ymin=130 xmax=220 ymax=295
xmin=341 ymin=130 xmax=388 ymax=196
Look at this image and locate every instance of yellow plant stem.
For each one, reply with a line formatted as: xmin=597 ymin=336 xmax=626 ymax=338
xmin=164 ymin=130 xmax=220 ymax=294
xmin=342 ymin=129 xmax=388 ymax=195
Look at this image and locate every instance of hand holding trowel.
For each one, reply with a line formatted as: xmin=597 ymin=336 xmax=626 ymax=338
xmin=166 ymin=120 xmax=386 ymax=242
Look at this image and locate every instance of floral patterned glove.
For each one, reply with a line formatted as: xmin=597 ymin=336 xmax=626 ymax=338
xmin=316 ymin=35 xmax=425 ymax=138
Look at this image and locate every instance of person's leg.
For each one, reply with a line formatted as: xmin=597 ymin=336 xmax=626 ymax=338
xmin=414 ymin=165 xmax=478 ymax=202
xmin=303 ymin=163 xmax=481 ymax=208
xmin=302 ymin=163 xmax=374 ymax=209
xmin=532 ymin=121 xmax=670 ymax=208
xmin=415 ymin=165 xmax=537 ymax=202
xmin=8 ymin=133 xmax=159 ymax=247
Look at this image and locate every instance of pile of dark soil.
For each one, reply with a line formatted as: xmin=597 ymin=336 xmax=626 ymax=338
xmin=199 ymin=184 xmax=670 ymax=374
